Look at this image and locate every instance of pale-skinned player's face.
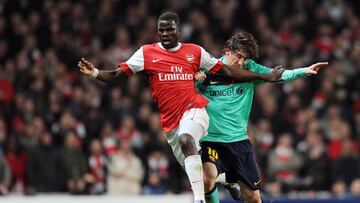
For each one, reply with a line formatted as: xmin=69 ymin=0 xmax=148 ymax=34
xmin=158 ymin=20 xmax=180 ymax=49
xmin=225 ymin=49 xmax=248 ymax=68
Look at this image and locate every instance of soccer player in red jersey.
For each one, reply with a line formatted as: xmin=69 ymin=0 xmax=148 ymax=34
xmin=78 ymin=12 xmax=283 ymax=203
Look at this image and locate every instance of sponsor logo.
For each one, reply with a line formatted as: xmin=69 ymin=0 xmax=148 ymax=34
xmin=158 ymin=66 xmax=194 ymax=81
xmin=236 ymin=87 xmax=244 ymax=95
xmin=158 ymin=73 xmax=193 ymax=81
xmin=185 ymin=53 xmax=195 ymax=63
xmin=209 ymin=81 xmax=218 ymax=85
xmin=207 ymin=87 xmax=245 ymax=96
xmin=254 ymin=179 xmax=261 ymax=186
xmin=152 ymin=58 xmax=162 ymax=63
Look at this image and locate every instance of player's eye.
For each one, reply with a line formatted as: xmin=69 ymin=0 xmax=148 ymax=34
xmin=158 ymin=28 xmax=177 ymax=33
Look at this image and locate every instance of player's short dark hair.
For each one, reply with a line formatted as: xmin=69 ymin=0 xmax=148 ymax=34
xmin=223 ymin=31 xmax=259 ymax=59
xmin=158 ymin=11 xmax=180 ymax=26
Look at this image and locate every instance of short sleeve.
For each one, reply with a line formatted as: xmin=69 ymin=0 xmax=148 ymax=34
xmin=199 ymin=47 xmax=223 ymax=74
xmin=118 ymin=47 xmax=144 ymax=76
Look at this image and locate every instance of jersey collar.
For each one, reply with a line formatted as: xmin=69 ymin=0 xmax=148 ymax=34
xmin=219 ymin=56 xmax=227 ymax=64
xmin=157 ymin=42 xmax=182 ymax=52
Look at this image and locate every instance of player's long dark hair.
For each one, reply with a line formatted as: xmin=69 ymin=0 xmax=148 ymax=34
xmin=223 ymin=31 xmax=259 ymax=59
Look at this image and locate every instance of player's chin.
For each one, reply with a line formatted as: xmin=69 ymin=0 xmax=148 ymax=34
xmin=162 ymin=41 xmax=173 ymax=48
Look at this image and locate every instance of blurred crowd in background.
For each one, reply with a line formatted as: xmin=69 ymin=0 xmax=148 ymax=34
xmin=0 ymin=0 xmax=360 ymax=199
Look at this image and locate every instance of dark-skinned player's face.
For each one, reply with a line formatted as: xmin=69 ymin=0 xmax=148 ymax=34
xmin=158 ymin=20 xmax=180 ymax=49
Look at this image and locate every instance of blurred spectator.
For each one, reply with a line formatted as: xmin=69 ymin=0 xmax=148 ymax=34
xmin=87 ymin=139 xmax=106 ymax=194
xmin=350 ymin=178 xmax=360 ymax=197
xmin=0 ymin=77 xmax=14 ymax=105
xmin=117 ymin=115 xmax=142 ymax=151
xmin=4 ymin=135 xmax=27 ymax=193
xmin=330 ymin=138 xmax=360 ymax=185
xmin=107 ymin=138 xmax=144 ymax=195
xmin=264 ymin=181 xmax=282 ymax=198
xmin=297 ymin=131 xmax=330 ymax=190
xmin=331 ymin=180 xmax=350 ymax=199
xmin=51 ymin=109 xmax=86 ymax=146
xmin=253 ymin=118 xmax=274 ymax=170
xmin=143 ymin=150 xmax=169 ymax=195
xmin=26 ymin=131 xmax=66 ymax=194
xmin=62 ymin=131 xmax=87 ymax=194
xmin=267 ymin=133 xmax=303 ymax=192
xmin=143 ymin=173 xmax=167 ymax=195
xmin=20 ymin=116 xmax=45 ymax=149
xmin=0 ymin=151 xmax=11 ymax=195
xmin=0 ymin=117 xmax=6 ymax=151
xmin=100 ymin=121 xmax=119 ymax=156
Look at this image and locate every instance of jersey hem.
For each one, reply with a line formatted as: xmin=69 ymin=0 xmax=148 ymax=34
xmin=200 ymin=136 xmax=249 ymax=143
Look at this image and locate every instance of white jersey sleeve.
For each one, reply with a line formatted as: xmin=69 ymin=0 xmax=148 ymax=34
xmin=118 ymin=47 xmax=144 ymax=76
xmin=199 ymin=47 xmax=223 ymax=74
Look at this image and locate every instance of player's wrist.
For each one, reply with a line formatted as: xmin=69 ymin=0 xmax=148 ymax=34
xmin=260 ymin=74 xmax=270 ymax=81
xmin=304 ymin=67 xmax=315 ymax=75
xmin=91 ymin=68 xmax=99 ymax=78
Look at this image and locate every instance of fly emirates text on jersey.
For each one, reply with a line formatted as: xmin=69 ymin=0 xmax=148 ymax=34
xmin=158 ymin=66 xmax=194 ymax=81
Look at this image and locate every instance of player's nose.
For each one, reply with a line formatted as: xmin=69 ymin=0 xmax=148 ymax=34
xmin=237 ymin=59 xmax=245 ymax=66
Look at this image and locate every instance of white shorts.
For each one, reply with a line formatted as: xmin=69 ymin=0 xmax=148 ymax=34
xmin=165 ymin=108 xmax=209 ymax=168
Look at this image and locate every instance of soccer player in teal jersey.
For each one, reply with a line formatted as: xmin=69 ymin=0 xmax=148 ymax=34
xmin=195 ymin=32 xmax=328 ymax=203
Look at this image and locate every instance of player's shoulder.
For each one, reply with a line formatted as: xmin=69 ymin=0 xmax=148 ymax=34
xmin=181 ymin=43 xmax=202 ymax=49
xmin=180 ymin=43 xmax=203 ymax=55
xmin=245 ymin=59 xmax=256 ymax=65
xmin=142 ymin=43 xmax=158 ymax=49
xmin=244 ymin=59 xmax=257 ymax=69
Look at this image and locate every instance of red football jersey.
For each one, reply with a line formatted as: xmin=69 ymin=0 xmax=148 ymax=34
xmin=119 ymin=43 xmax=223 ymax=132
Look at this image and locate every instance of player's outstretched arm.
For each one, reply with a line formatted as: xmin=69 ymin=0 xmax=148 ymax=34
xmin=77 ymin=58 xmax=127 ymax=83
xmin=243 ymin=60 xmax=329 ymax=85
xmin=275 ymin=61 xmax=329 ymax=83
xmin=217 ymin=64 xmax=285 ymax=82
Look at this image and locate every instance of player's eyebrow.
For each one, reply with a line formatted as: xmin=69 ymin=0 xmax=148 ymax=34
xmin=234 ymin=51 xmax=247 ymax=59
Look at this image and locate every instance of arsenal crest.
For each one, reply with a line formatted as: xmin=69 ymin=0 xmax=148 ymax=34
xmin=185 ymin=53 xmax=194 ymax=63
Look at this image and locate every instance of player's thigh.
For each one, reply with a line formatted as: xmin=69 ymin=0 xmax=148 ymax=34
xmin=165 ymin=128 xmax=186 ymax=169
xmin=224 ymin=140 xmax=261 ymax=190
xmin=200 ymin=142 xmax=225 ymax=182
xmin=178 ymin=108 xmax=209 ymax=151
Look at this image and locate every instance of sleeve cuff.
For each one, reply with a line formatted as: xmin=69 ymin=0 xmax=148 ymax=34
xmin=118 ymin=63 xmax=134 ymax=77
xmin=209 ymin=61 xmax=223 ymax=74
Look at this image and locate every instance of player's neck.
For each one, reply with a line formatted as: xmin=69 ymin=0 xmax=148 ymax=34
xmin=158 ymin=42 xmax=181 ymax=52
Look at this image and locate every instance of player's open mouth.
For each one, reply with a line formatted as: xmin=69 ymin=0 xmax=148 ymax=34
xmin=162 ymin=39 xmax=171 ymax=44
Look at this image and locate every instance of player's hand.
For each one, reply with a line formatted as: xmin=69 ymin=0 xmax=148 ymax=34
xmin=78 ymin=58 xmax=96 ymax=76
xmin=194 ymin=72 xmax=207 ymax=81
xmin=305 ymin=62 xmax=328 ymax=75
xmin=262 ymin=65 xmax=285 ymax=82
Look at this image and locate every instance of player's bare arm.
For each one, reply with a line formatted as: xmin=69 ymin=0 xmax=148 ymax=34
xmin=218 ymin=64 xmax=285 ymax=82
xmin=304 ymin=62 xmax=328 ymax=74
xmin=77 ymin=58 xmax=128 ymax=84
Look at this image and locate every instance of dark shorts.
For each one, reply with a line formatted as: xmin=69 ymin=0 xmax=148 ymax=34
xmin=200 ymin=139 xmax=261 ymax=190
